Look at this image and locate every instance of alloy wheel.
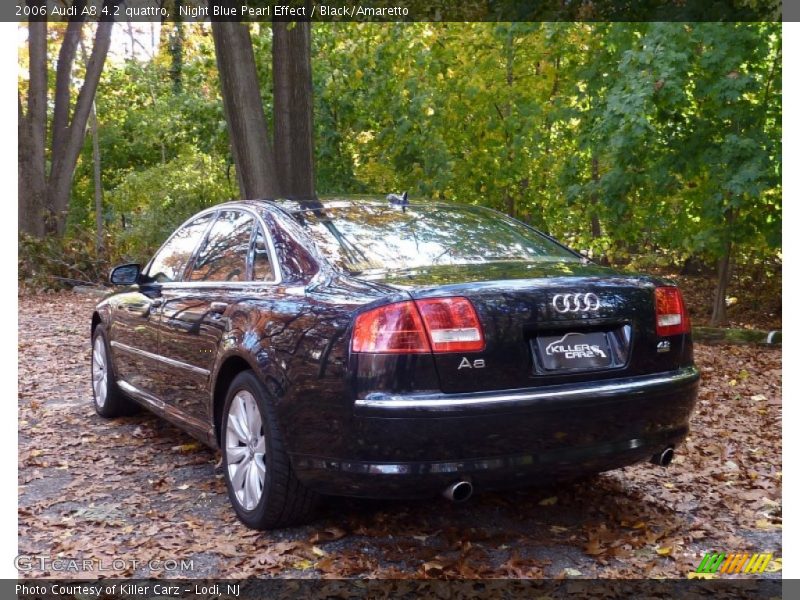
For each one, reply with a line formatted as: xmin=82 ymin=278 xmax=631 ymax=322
xmin=225 ymin=390 xmax=266 ymax=511
xmin=92 ymin=336 xmax=108 ymax=408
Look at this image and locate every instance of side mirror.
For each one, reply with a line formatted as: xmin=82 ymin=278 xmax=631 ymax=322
xmin=109 ymin=263 xmax=141 ymax=286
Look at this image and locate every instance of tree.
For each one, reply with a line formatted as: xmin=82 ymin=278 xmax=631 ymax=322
xmin=211 ymin=21 xmax=277 ymax=200
xmin=272 ymin=20 xmax=315 ymax=199
xmin=556 ymin=22 xmax=780 ymax=322
xmin=79 ymin=36 xmax=105 ymax=254
xmin=18 ymin=0 xmax=119 ymax=237
xmin=19 ymin=19 xmax=780 ymax=320
xmin=18 ymin=13 xmax=47 ymax=238
xmin=167 ymin=0 xmax=185 ymax=93
xmin=212 ymin=16 xmax=316 ymax=201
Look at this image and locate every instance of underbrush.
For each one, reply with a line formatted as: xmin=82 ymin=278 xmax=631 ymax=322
xmin=18 ymin=229 xmax=150 ymax=293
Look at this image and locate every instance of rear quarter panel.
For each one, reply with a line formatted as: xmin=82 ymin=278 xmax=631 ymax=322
xmin=214 ymin=276 xmax=405 ymax=459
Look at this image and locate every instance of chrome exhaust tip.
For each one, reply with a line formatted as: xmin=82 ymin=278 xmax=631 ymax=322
xmin=651 ymin=446 xmax=675 ymax=467
xmin=443 ymin=480 xmax=473 ymax=503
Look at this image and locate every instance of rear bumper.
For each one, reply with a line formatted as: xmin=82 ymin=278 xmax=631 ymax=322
xmin=353 ymin=366 xmax=700 ymax=416
xmin=292 ymin=366 xmax=700 ymax=498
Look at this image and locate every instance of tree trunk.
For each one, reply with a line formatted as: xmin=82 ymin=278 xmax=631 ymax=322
xmin=88 ymin=101 xmax=104 ymax=254
xmin=78 ymin=38 xmax=104 ymax=254
xmin=125 ymin=21 xmax=136 ymax=58
xmin=590 ymin=155 xmax=602 ymax=239
xmin=710 ymin=209 xmax=736 ymax=327
xmin=710 ymin=241 xmax=733 ymax=327
xmin=272 ymin=19 xmax=315 ymax=199
xmin=51 ymin=1 xmax=86 ymax=162
xmin=20 ymin=14 xmax=48 ymax=238
xmin=46 ymin=15 xmax=116 ymax=236
xmin=532 ymin=55 xmax=560 ymax=234
xmin=710 ymin=208 xmax=737 ymax=327
xmin=211 ymin=21 xmax=277 ymax=200
xmin=18 ymin=96 xmax=36 ymax=236
xmin=501 ymin=26 xmax=515 ymax=218
xmin=168 ymin=0 xmax=184 ymax=93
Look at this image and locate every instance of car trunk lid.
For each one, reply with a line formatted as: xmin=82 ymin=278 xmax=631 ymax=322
xmin=366 ymin=261 xmax=685 ymax=393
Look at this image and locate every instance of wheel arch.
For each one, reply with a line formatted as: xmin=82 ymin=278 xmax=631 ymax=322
xmin=211 ymin=351 xmax=263 ymax=447
xmin=91 ymin=311 xmax=102 ymax=336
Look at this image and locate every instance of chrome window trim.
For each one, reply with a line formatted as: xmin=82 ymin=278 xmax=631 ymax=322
xmin=249 ymin=220 xmax=277 ymax=282
xmin=355 ymin=366 xmax=700 ymax=412
xmin=246 ymin=218 xmax=259 ymax=281
xmin=110 ymin=340 xmax=210 ymax=378
xmin=143 ymin=202 xmax=282 ymax=286
xmin=156 ymin=281 xmax=278 ymax=290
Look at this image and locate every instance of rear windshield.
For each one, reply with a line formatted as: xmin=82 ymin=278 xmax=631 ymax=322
xmin=294 ymin=203 xmax=579 ymax=273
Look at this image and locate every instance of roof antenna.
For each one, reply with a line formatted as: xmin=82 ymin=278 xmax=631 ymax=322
xmin=387 ymin=191 xmax=409 ymax=211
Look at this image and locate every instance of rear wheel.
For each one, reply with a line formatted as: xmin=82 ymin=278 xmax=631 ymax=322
xmin=222 ymin=371 xmax=318 ymax=529
xmin=91 ymin=325 xmax=137 ymax=417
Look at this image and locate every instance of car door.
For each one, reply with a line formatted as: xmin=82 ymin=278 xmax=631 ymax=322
xmin=109 ymin=212 xmax=214 ymax=397
xmin=156 ymin=210 xmax=272 ymax=428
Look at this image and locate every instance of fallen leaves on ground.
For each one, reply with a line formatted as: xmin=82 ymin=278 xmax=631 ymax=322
xmin=18 ymin=291 xmax=781 ymax=579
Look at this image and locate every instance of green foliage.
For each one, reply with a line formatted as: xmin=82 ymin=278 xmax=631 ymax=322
xmin=107 ymin=149 xmax=237 ymax=262
xmin=64 ymin=25 xmax=235 ymax=270
xmin=569 ymin=23 xmax=782 ymax=263
xmin=20 ymin=149 xmax=235 ymax=290
xmin=22 ymin=22 xmax=780 ymax=287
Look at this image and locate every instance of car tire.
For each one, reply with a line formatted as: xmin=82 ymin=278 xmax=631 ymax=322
xmin=221 ymin=370 xmax=319 ymax=529
xmin=91 ymin=325 xmax=138 ymax=417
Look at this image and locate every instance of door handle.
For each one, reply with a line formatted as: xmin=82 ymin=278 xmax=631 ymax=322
xmin=209 ymin=302 xmax=228 ymax=315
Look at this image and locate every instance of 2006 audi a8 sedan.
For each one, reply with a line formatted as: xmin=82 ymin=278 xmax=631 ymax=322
xmin=90 ymin=197 xmax=699 ymax=529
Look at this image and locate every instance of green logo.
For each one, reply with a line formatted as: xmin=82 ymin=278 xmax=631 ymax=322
xmin=696 ymin=552 xmax=773 ymax=575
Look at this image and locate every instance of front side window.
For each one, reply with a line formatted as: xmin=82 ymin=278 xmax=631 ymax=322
xmin=147 ymin=213 xmax=214 ymax=283
xmin=189 ymin=211 xmax=253 ymax=282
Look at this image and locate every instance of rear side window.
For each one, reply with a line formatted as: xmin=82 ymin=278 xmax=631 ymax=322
xmin=147 ymin=213 xmax=214 ymax=283
xmin=296 ymin=203 xmax=578 ymax=273
xmin=189 ymin=211 xmax=253 ymax=282
xmin=251 ymin=225 xmax=275 ymax=281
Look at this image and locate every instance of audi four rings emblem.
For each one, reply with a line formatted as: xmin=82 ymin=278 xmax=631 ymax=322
xmin=552 ymin=293 xmax=601 ymax=313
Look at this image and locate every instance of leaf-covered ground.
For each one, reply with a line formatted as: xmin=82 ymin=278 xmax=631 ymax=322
xmin=18 ymin=292 xmax=781 ymax=579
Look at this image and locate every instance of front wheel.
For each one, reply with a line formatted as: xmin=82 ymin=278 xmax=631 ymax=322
xmin=91 ymin=325 xmax=137 ymax=417
xmin=222 ymin=371 xmax=319 ymax=529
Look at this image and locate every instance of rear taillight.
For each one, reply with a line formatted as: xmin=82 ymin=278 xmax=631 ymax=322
xmin=351 ymin=301 xmax=430 ymax=353
xmin=352 ymin=297 xmax=485 ymax=354
xmin=416 ymin=297 xmax=485 ymax=352
xmin=654 ymin=286 xmax=690 ymax=336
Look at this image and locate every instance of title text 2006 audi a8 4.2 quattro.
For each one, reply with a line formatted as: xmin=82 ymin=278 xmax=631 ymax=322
xmin=90 ymin=197 xmax=699 ymax=529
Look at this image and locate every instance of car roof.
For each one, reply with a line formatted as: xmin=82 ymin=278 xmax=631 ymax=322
xmin=224 ymin=196 xmax=470 ymax=215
